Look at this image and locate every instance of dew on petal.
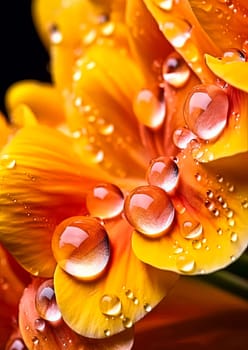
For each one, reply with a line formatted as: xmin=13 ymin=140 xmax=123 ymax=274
xmin=163 ymin=53 xmax=190 ymax=88
xmin=86 ymin=184 xmax=124 ymax=219
xmin=124 ymin=185 xmax=175 ymax=237
xmin=35 ymin=280 xmax=62 ymax=323
xmin=152 ymin=0 xmax=174 ymax=11
xmin=104 ymin=329 xmax=111 ymax=337
xmin=122 ymin=317 xmax=133 ymax=329
xmin=173 ymin=127 xmax=196 ymax=149
xmin=99 ymin=295 xmax=122 ymax=317
xmin=241 ymin=199 xmax=248 ymax=209
xmin=34 ymin=318 xmax=46 ymax=332
xmin=184 ymin=84 xmax=229 ymax=140
xmin=52 ymin=216 xmax=110 ymax=280
xmin=133 ymin=88 xmax=166 ymax=129
xmin=222 ymin=48 xmax=246 ymax=63
xmin=0 ymin=155 xmax=16 ymax=169
xmin=49 ymin=24 xmax=63 ymax=44
xmin=182 ymin=221 xmax=203 ymax=240
xmin=176 ymin=254 xmax=196 ymax=273
xmin=144 ymin=303 xmax=152 ymax=312
xmin=146 ymin=156 xmax=179 ymax=193
xmin=7 ymin=338 xmax=27 ymax=350
xmin=230 ymin=232 xmax=238 ymax=243
xmin=160 ymin=18 xmax=191 ymax=48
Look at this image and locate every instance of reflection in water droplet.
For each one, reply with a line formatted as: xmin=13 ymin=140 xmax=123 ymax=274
xmin=99 ymin=295 xmax=122 ymax=317
xmin=52 ymin=216 xmax=110 ymax=280
xmin=173 ymin=127 xmax=196 ymax=149
xmin=35 ymin=280 xmax=62 ymax=323
xmin=0 ymin=155 xmax=16 ymax=169
xmin=152 ymin=0 xmax=174 ymax=11
xmin=124 ymin=185 xmax=175 ymax=237
xmin=49 ymin=24 xmax=63 ymax=44
xmin=8 ymin=338 xmax=27 ymax=350
xmin=183 ymin=221 xmax=203 ymax=239
xmin=146 ymin=156 xmax=179 ymax=193
xmin=163 ymin=53 xmax=190 ymax=88
xmin=86 ymin=184 xmax=124 ymax=219
xmin=35 ymin=318 xmax=46 ymax=332
xmin=184 ymin=84 xmax=229 ymax=140
xmin=230 ymin=232 xmax=238 ymax=243
xmin=176 ymin=254 xmax=196 ymax=273
xmin=133 ymin=88 xmax=166 ymax=129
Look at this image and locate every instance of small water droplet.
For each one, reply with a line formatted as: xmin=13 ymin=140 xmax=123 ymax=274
xmin=228 ymin=218 xmax=235 ymax=227
xmin=195 ymin=173 xmax=202 ymax=181
xmin=222 ymin=48 xmax=246 ymax=62
xmin=184 ymin=84 xmax=229 ymax=140
xmin=146 ymin=156 xmax=179 ymax=193
xmin=104 ymin=329 xmax=111 ymax=337
xmin=101 ymin=21 xmax=115 ymax=36
xmin=226 ymin=209 xmax=234 ymax=218
xmin=241 ymin=199 xmax=248 ymax=208
xmin=133 ymin=88 xmax=166 ymax=129
xmin=34 ymin=318 xmax=46 ymax=332
xmin=173 ymin=127 xmax=196 ymax=149
xmin=122 ymin=317 xmax=133 ymax=329
xmin=217 ymin=228 xmax=223 ymax=235
xmin=133 ymin=297 xmax=139 ymax=305
xmin=99 ymin=295 xmax=122 ymax=317
xmin=86 ymin=184 xmax=124 ymax=219
xmin=216 ymin=174 xmax=224 ymax=183
xmin=49 ymin=24 xmax=63 ymax=44
xmin=183 ymin=221 xmax=203 ymax=239
xmin=206 ymin=190 xmax=214 ymax=198
xmin=230 ymin=232 xmax=238 ymax=242
xmin=163 ymin=52 xmax=190 ymax=88
xmin=0 ymin=155 xmax=16 ymax=169
xmin=82 ymin=29 xmax=97 ymax=45
xmin=124 ymin=185 xmax=175 ymax=237
xmin=52 ymin=216 xmax=110 ymax=280
xmin=205 ymin=200 xmax=215 ymax=211
xmin=152 ymin=0 xmax=174 ymax=11
xmin=192 ymin=240 xmax=202 ymax=250
xmin=32 ymin=337 xmax=39 ymax=346
xmin=144 ymin=303 xmax=152 ymax=312
xmin=176 ymin=254 xmax=196 ymax=273
xmin=125 ymin=289 xmax=134 ymax=299
xmin=35 ymin=280 xmax=62 ymax=323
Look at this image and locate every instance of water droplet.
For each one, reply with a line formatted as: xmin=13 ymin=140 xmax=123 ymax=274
xmin=34 ymin=318 xmax=46 ymax=332
xmin=230 ymin=232 xmax=238 ymax=242
xmin=241 ymin=199 xmax=248 ymax=208
xmin=206 ymin=190 xmax=214 ymax=198
xmin=122 ymin=317 xmax=133 ymax=329
xmin=99 ymin=295 xmax=122 ymax=317
xmin=0 ymin=155 xmax=16 ymax=169
xmin=222 ymin=48 xmax=246 ymax=62
xmin=86 ymin=184 xmax=124 ymax=219
xmin=160 ymin=19 xmax=191 ymax=48
xmin=32 ymin=337 xmax=39 ymax=346
xmin=192 ymin=240 xmax=202 ymax=250
xmin=146 ymin=156 xmax=179 ymax=193
xmin=49 ymin=24 xmax=63 ymax=44
xmin=173 ymin=127 xmax=196 ymax=149
xmin=124 ymin=185 xmax=175 ymax=237
xmin=176 ymin=254 xmax=196 ymax=273
xmin=82 ymin=29 xmax=97 ymax=45
xmin=184 ymin=84 xmax=229 ymax=140
xmin=226 ymin=209 xmax=234 ymax=218
xmin=104 ymin=329 xmax=111 ymax=337
xmin=144 ymin=303 xmax=152 ymax=312
xmin=228 ymin=218 xmax=235 ymax=227
xmin=35 ymin=280 xmax=62 ymax=323
xmin=101 ymin=22 xmax=115 ymax=36
xmin=205 ymin=200 xmax=215 ymax=211
xmin=133 ymin=88 xmax=166 ymax=129
xmin=217 ymin=228 xmax=223 ymax=235
xmin=216 ymin=174 xmax=224 ymax=183
xmin=152 ymin=0 xmax=174 ymax=11
xmin=163 ymin=53 xmax=190 ymax=88
xmin=125 ymin=289 xmax=134 ymax=299
xmin=195 ymin=173 xmax=202 ymax=181
xmin=7 ymin=338 xmax=27 ymax=350
xmin=183 ymin=221 xmax=203 ymax=239
xmin=52 ymin=216 xmax=110 ymax=280
xmin=133 ymin=297 xmax=139 ymax=305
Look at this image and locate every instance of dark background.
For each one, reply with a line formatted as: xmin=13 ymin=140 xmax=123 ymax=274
xmin=0 ymin=1 xmax=50 ymax=115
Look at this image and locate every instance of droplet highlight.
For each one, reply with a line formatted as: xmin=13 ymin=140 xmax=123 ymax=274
xmin=182 ymin=221 xmax=203 ymax=240
xmin=99 ymin=295 xmax=122 ymax=317
xmin=163 ymin=53 xmax=190 ymax=88
xmin=176 ymin=254 xmax=196 ymax=273
xmin=152 ymin=0 xmax=174 ymax=11
xmin=173 ymin=127 xmax=196 ymax=149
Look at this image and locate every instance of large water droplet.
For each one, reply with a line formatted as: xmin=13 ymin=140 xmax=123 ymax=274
xmin=152 ymin=0 xmax=174 ymax=11
xmin=176 ymin=254 xmax=196 ymax=273
xmin=86 ymin=184 xmax=124 ymax=219
xmin=146 ymin=156 xmax=179 ymax=193
xmin=184 ymin=84 xmax=229 ymax=140
xmin=35 ymin=279 xmax=62 ymax=323
xmin=163 ymin=53 xmax=190 ymax=88
xmin=124 ymin=185 xmax=175 ymax=237
xmin=222 ymin=49 xmax=246 ymax=63
xmin=173 ymin=127 xmax=196 ymax=149
xmin=133 ymin=88 xmax=166 ymax=129
xmin=160 ymin=19 xmax=191 ymax=48
xmin=7 ymin=338 xmax=27 ymax=350
xmin=99 ymin=295 xmax=122 ymax=317
xmin=52 ymin=216 xmax=110 ymax=280
xmin=182 ymin=221 xmax=203 ymax=239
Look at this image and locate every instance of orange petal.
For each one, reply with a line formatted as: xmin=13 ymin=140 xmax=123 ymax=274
xmin=19 ymin=278 xmax=134 ymax=350
xmin=5 ymin=81 xmax=65 ymax=127
xmin=190 ymin=0 xmax=248 ymax=52
xmin=143 ymin=0 xmax=221 ymax=82
xmin=132 ymin=149 xmax=248 ymax=274
xmin=54 ymin=217 xmax=178 ymax=338
xmin=134 ymin=277 xmax=248 ymax=349
xmin=0 ymin=125 xmax=106 ymax=277
xmin=0 ymin=113 xmax=12 ymax=149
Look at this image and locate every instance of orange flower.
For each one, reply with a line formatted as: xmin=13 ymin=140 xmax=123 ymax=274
xmin=1 ymin=0 xmax=248 ymax=348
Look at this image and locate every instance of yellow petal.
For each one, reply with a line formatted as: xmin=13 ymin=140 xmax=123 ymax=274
xmin=143 ymin=0 xmax=221 ymax=82
xmin=132 ymin=150 xmax=248 ymax=274
xmin=54 ymin=218 xmax=178 ymax=338
xmin=206 ymin=54 xmax=248 ymax=93
xmin=0 ymin=113 xmax=12 ymax=149
xmin=19 ymin=278 xmax=134 ymax=350
xmin=6 ymin=81 xmax=65 ymax=127
xmin=0 ymin=125 xmax=107 ymax=277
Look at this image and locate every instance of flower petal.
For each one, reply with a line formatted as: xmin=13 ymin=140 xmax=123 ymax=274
xmin=143 ymin=0 xmax=220 ymax=82
xmin=54 ymin=217 xmax=178 ymax=338
xmin=0 ymin=113 xmax=12 ymax=149
xmin=19 ymin=278 xmax=134 ymax=350
xmin=132 ymin=150 xmax=248 ymax=274
xmin=0 ymin=125 xmax=106 ymax=277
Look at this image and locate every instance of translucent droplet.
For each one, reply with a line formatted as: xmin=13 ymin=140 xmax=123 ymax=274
xmin=182 ymin=221 xmax=203 ymax=239
xmin=122 ymin=317 xmax=133 ymax=329
xmin=104 ymin=329 xmax=111 ymax=337
xmin=7 ymin=338 xmax=27 ymax=350
xmin=125 ymin=289 xmax=134 ymax=299
xmin=241 ymin=199 xmax=248 ymax=209
xmin=35 ymin=280 xmax=62 ymax=323
xmin=0 ymin=155 xmax=16 ymax=169
xmin=52 ymin=216 xmax=110 ymax=280
xmin=176 ymin=254 xmax=196 ymax=273
xmin=35 ymin=318 xmax=46 ymax=332
xmin=32 ymin=337 xmax=39 ymax=346
xmin=86 ymin=184 xmax=124 ymax=219
xmin=144 ymin=303 xmax=152 ymax=312
xmin=195 ymin=173 xmax=202 ymax=181
xmin=124 ymin=185 xmax=175 ymax=237
xmin=192 ymin=240 xmax=202 ymax=250
xmin=152 ymin=0 xmax=174 ymax=11
xmin=206 ymin=190 xmax=214 ymax=198
xmin=160 ymin=19 xmax=191 ymax=48
xmin=226 ymin=209 xmax=234 ymax=218
xmin=146 ymin=156 xmax=179 ymax=193
xmin=99 ymin=295 xmax=122 ymax=317
xmin=163 ymin=53 xmax=190 ymax=88
xmin=184 ymin=84 xmax=229 ymax=140
xmin=217 ymin=228 xmax=223 ymax=235
xmin=222 ymin=49 xmax=246 ymax=63
xmin=173 ymin=127 xmax=196 ymax=149
xmin=49 ymin=24 xmax=63 ymax=44
xmin=228 ymin=218 xmax=235 ymax=227
xmin=230 ymin=232 xmax=238 ymax=243
xmin=133 ymin=88 xmax=166 ymax=129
